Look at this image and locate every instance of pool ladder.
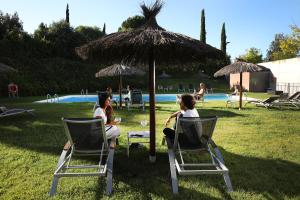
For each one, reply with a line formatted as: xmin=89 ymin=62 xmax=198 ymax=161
xmin=46 ymin=94 xmax=59 ymax=103
xmin=81 ymin=89 xmax=88 ymax=95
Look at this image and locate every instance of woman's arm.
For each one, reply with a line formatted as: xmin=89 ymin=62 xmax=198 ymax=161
xmin=164 ymin=111 xmax=181 ymax=126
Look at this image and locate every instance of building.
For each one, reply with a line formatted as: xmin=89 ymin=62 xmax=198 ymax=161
xmin=258 ymin=57 xmax=300 ymax=95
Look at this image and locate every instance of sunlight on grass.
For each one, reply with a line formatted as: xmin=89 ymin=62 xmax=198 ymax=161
xmin=0 ymin=95 xmax=299 ymax=200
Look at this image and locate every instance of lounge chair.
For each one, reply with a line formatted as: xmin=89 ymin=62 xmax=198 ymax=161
xmin=0 ymin=107 xmax=34 ymax=118
xmin=163 ymin=116 xmax=233 ymax=194
xmin=157 ymin=85 xmax=163 ymax=91
xmin=206 ymin=84 xmax=213 ymax=94
xmin=246 ymin=95 xmax=299 ymax=110
xmin=49 ymin=118 xmax=116 ymax=196
xmin=188 ymin=83 xmax=195 ymax=93
xmin=226 ymin=93 xmax=248 ymax=108
xmin=125 ymin=89 xmax=145 ymax=111
xmin=178 ymin=84 xmax=185 ymax=93
xmin=244 ymin=96 xmax=280 ymax=109
xmin=163 ymin=85 xmax=169 ymax=92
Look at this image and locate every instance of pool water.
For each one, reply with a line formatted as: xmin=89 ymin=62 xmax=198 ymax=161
xmin=35 ymin=93 xmax=229 ymax=103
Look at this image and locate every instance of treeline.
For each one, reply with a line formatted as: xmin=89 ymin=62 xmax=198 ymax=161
xmin=0 ymin=11 xmax=143 ymax=96
xmin=0 ymin=7 xmax=230 ymax=96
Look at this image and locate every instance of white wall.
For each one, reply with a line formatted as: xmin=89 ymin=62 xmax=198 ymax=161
xmin=259 ymin=57 xmax=300 ymax=94
xmin=259 ymin=57 xmax=300 ymax=83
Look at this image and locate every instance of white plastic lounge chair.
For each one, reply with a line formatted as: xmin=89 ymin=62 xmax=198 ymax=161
xmin=163 ymin=116 xmax=233 ymax=194
xmin=244 ymin=96 xmax=299 ymax=109
xmin=49 ymin=118 xmax=116 ymax=196
xmin=226 ymin=93 xmax=248 ymax=108
xmin=125 ymin=90 xmax=145 ymax=111
xmin=0 ymin=107 xmax=34 ymax=118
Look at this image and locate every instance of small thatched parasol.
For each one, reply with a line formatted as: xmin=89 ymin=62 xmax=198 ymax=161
xmin=214 ymin=59 xmax=270 ymax=109
xmin=95 ymin=64 xmax=145 ymax=107
xmin=0 ymin=62 xmax=17 ymax=73
xmin=76 ymin=0 xmax=223 ymax=162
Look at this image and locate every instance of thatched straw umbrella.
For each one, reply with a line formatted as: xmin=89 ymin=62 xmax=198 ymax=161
xmin=76 ymin=0 xmax=222 ymax=162
xmin=0 ymin=62 xmax=17 ymax=73
xmin=95 ymin=64 xmax=145 ymax=107
xmin=214 ymin=59 xmax=270 ymax=109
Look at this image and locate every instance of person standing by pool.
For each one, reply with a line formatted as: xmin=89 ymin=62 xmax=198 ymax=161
xmin=94 ymin=92 xmax=120 ymax=139
xmin=163 ymin=94 xmax=199 ymax=139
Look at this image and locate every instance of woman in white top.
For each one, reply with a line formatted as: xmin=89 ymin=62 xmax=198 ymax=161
xmin=164 ymin=94 xmax=199 ymax=139
xmin=94 ymin=92 xmax=120 ymax=139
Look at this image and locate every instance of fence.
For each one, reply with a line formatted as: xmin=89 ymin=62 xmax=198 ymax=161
xmin=276 ymin=82 xmax=300 ymax=95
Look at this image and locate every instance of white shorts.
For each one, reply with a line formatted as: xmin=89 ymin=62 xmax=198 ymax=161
xmin=105 ymin=125 xmax=120 ymax=139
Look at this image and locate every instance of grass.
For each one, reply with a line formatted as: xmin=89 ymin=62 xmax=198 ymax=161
xmin=0 ymin=94 xmax=300 ymax=200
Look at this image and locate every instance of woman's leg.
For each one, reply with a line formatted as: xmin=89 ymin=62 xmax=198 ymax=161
xmin=106 ymin=125 xmax=120 ymax=139
xmin=163 ymin=128 xmax=175 ymax=139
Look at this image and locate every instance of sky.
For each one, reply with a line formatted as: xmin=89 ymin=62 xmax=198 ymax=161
xmin=1 ymin=0 xmax=300 ymax=59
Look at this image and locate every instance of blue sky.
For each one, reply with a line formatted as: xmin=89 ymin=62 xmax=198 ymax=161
xmin=1 ymin=0 xmax=300 ymax=59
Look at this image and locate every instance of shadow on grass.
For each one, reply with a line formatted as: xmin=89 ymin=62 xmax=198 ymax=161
xmin=0 ymin=116 xmax=299 ymax=199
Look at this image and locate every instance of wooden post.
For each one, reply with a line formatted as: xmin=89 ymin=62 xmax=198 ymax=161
xmin=149 ymin=47 xmax=156 ymax=162
xmin=239 ymin=72 xmax=243 ymax=110
xmin=119 ymin=75 xmax=122 ymax=108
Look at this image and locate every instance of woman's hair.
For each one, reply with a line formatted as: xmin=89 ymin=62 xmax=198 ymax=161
xmin=98 ymin=92 xmax=110 ymax=108
xmin=181 ymin=94 xmax=196 ymax=109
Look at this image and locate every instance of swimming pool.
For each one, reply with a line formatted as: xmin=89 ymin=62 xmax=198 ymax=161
xmin=35 ymin=93 xmax=229 ymax=103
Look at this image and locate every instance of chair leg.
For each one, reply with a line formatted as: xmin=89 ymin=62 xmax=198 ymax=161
xmin=167 ymin=149 xmax=178 ymax=194
xmin=213 ymin=147 xmax=225 ymax=164
xmin=49 ymin=176 xmax=59 ymax=196
xmin=106 ymin=148 xmax=115 ymax=195
xmin=223 ymin=172 xmax=233 ymax=192
xmin=49 ymin=149 xmax=69 ymax=196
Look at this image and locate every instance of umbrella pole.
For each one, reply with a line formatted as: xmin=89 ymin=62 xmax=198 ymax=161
xmin=119 ymin=75 xmax=122 ymax=108
xmin=239 ymin=72 xmax=243 ymax=110
xmin=149 ymin=47 xmax=156 ymax=163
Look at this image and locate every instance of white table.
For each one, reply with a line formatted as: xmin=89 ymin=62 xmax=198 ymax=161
xmin=127 ymin=131 xmax=150 ymax=157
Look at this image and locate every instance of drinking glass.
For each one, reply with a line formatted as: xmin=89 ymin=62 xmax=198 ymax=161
xmin=140 ymin=119 xmax=148 ymax=128
xmin=114 ymin=117 xmax=122 ymax=123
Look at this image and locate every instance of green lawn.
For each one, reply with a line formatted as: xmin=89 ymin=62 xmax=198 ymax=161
xmin=0 ymin=95 xmax=299 ymax=200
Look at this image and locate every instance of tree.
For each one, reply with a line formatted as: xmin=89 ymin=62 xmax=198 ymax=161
xmin=200 ymin=9 xmax=206 ymax=43
xmin=118 ymin=15 xmax=145 ymax=32
xmin=239 ymin=48 xmax=263 ymax=63
xmin=75 ymin=25 xmax=104 ymax=42
xmin=0 ymin=11 xmax=24 ymax=40
xmin=278 ymin=25 xmax=300 ymax=58
xmin=102 ymin=23 xmax=106 ymax=35
xmin=34 ymin=23 xmax=49 ymax=41
xmin=265 ymin=33 xmax=285 ymax=61
xmin=47 ymin=20 xmax=83 ymax=58
xmin=66 ymin=4 xmax=69 ymax=24
xmin=220 ymin=23 xmax=227 ymax=54
xmin=266 ymin=25 xmax=300 ymax=61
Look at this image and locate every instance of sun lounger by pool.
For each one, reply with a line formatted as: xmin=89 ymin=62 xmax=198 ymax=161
xmin=0 ymin=107 xmax=35 ymax=118
xmin=163 ymin=116 xmax=233 ymax=194
xmin=245 ymin=96 xmax=299 ymax=109
xmin=49 ymin=118 xmax=116 ymax=196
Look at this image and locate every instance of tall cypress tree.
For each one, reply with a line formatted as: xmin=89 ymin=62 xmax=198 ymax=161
xmin=221 ymin=23 xmax=227 ymax=54
xmin=200 ymin=9 xmax=206 ymax=43
xmin=103 ymin=23 xmax=106 ymax=35
xmin=66 ymin=4 xmax=69 ymax=23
